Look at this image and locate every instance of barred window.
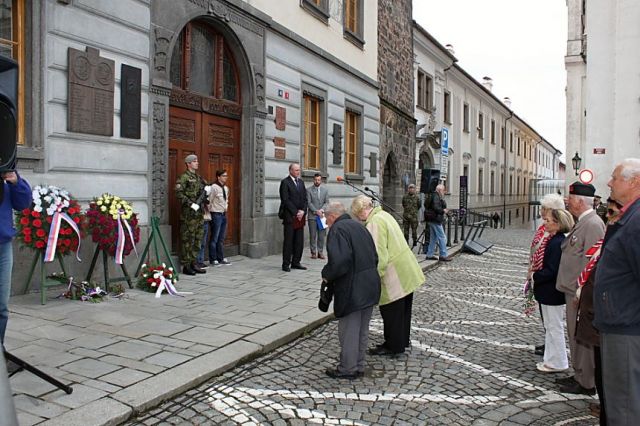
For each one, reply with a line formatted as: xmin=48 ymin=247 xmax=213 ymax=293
xmin=345 ymin=110 xmax=359 ymax=174
xmin=303 ymin=94 xmax=321 ymax=170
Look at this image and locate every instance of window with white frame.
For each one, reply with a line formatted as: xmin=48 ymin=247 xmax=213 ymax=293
xmin=463 ymin=103 xmax=469 ymax=133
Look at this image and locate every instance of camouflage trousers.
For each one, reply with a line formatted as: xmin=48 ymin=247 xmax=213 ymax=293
xmin=403 ymin=217 xmax=418 ymax=243
xmin=180 ymin=210 xmax=204 ymax=266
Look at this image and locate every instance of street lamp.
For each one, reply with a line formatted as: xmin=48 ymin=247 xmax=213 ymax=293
xmin=571 ymin=152 xmax=582 ymax=176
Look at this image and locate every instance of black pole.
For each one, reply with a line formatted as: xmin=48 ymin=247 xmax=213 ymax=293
xmin=4 ymin=351 xmax=73 ymax=394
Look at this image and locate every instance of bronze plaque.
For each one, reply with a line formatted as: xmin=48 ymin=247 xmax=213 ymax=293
xmin=273 ymin=137 xmax=285 ymax=147
xmin=68 ymin=47 xmax=114 ymax=136
xmin=275 ymin=106 xmax=286 ymax=130
xmin=275 ymin=148 xmax=286 ymax=160
xmin=120 ymin=64 xmax=141 ymax=139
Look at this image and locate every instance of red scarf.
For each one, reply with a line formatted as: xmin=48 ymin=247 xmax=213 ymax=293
xmin=577 ymin=239 xmax=604 ymax=287
xmin=531 ymin=233 xmax=552 ymax=272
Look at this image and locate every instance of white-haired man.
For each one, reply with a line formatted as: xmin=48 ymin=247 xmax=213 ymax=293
xmin=594 ymin=158 xmax=640 ymax=423
xmin=555 ymin=182 xmax=605 ymax=395
xmin=424 ymin=184 xmax=451 ymax=261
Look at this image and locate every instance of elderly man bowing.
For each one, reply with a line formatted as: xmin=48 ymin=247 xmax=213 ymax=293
xmin=321 ymin=202 xmax=381 ymax=380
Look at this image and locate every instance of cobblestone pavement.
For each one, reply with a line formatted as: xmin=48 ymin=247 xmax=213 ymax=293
xmin=127 ymin=229 xmax=598 ymax=426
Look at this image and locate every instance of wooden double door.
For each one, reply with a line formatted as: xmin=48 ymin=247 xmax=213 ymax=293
xmin=168 ymin=105 xmax=241 ymax=256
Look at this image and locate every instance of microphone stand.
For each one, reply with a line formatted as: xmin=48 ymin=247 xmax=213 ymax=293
xmin=340 ymin=180 xmax=403 ymax=222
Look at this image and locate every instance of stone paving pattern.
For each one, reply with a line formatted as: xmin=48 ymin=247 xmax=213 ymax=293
xmin=127 ymin=229 xmax=599 ymax=426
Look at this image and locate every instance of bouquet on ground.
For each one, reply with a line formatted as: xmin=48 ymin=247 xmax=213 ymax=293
xmin=86 ymin=193 xmax=140 ymax=264
xmin=523 ymin=279 xmax=536 ymax=316
xmin=137 ymin=263 xmax=191 ymax=298
xmin=15 ymin=185 xmax=85 ymax=261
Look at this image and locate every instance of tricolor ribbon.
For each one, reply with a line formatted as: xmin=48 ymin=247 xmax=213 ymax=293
xmin=44 ymin=207 xmax=82 ymax=262
xmin=154 ymin=275 xmax=192 ymax=298
xmin=115 ymin=210 xmax=138 ymax=265
xmin=577 ymin=239 xmax=604 ymax=288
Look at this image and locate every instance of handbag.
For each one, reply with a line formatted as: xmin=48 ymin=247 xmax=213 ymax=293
xmin=318 ymin=281 xmax=334 ymax=312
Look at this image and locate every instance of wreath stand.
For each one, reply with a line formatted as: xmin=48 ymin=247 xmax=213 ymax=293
xmin=135 ymin=216 xmax=178 ymax=279
xmin=84 ymin=246 xmax=133 ymax=292
xmin=23 ymin=251 xmax=68 ymax=306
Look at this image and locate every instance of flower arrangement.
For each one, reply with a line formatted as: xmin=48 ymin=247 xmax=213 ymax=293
xmin=86 ymin=193 xmax=140 ymax=263
xmin=14 ymin=185 xmax=84 ymax=258
xmin=523 ymin=279 xmax=536 ymax=316
xmin=137 ymin=263 xmax=176 ymax=293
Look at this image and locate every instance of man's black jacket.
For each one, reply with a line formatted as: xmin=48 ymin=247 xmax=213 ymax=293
xmin=321 ymin=214 xmax=381 ymax=318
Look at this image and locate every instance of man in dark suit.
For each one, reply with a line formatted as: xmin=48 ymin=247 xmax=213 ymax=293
xmin=279 ymin=163 xmax=308 ymax=272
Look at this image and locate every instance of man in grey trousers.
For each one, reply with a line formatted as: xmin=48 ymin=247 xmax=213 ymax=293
xmin=307 ymin=173 xmax=329 ymax=259
xmin=556 ymin=182 xmax=605 ymax=395
xmin=321 ymin=202 xmax=381 ymax=379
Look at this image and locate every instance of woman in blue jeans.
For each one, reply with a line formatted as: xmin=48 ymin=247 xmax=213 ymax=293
xmin=208 ymin=170 xmax=231 ymax=266
xmin=0 ymin=171 xmax=32 ymax=346
xmin=425 ymin=184 xmax=451 ymax=262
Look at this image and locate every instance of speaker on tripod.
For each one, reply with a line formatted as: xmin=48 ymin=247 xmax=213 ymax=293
xmin=420 ymin=168 xmax=440 ymax=194
xmin=0 ymin=56 xmax=18 ymax=172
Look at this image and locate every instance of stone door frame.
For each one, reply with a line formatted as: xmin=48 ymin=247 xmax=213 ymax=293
xmin=149 ymin=0 xmax=269 ymax=257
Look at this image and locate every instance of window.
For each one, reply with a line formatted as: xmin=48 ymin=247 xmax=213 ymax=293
xmin=490 ymin=119 xmax=496 ymax=144
xmin=490 ymin=171 xmax=495 ymax=195
xmin=463 ymin=103 xmax=469 ymax=133
xmin=500 ymin=126 xmax=505 ymax=148
xmin=509 ymin=133 xmax=513 ymax=152
xmin=303 ymin=94 xmax=321 ymax=170
xmin=509 ymin=175 xmax=513 ymax=195
xmin=344 ymin=102 xmax=363 ymax=176
xmin=501 ymin=173 xmax=505 ymax=195
xmin=524 ymin=142 xmax=527 ymax=158
xmin=523 ymin=177 xmax=527 ymax=195
xmin=443 ymin=91 xmax=451 ymax=124
xmin=478 ymin=112 xmax=484 ymax=139
xmin=506 ymin=131 xmax=510 ymax=150
xmin=0 ymin=0 xmax=25 ymax=145
xmin=517 ymin=177 xmax=520 ymax=195
xmin=517 ymin=137 xmax=521 ymax=156
xmin=416 ymin=70 xmax=433 ymax=111
xmin=170 ymin=21 xmax=240 ymax=103
xmin=343 ymin=0 xmax=364 ymax=47
xmin=478 ymin=168 xmax=484 ymax=194
xmin=463 ymin=165 xmax=469 ymax=177
xmin=301 ymin=0 xmax=329 ymax=23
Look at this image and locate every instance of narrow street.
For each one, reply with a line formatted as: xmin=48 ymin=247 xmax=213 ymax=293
xmin=128 ymin=229 xmax=598 ymax=426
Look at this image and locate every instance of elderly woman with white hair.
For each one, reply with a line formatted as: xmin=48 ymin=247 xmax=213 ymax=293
xmin=351 ymin=195 xmax=425 ymax=356
xmin=528 ymin=193 xmax=566 ymax=355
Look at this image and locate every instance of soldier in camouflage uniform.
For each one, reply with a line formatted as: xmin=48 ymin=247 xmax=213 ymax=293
xmin=402 ymin=184 xmax=421 ymax=246
xmin=593 ymin=195 xmax=607 ymax=223
xmin=175 ymin=154 xmax=208 ymax=276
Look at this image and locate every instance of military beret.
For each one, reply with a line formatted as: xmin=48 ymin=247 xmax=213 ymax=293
xmin=184 ymin=154 xmax=198 ymax=164
xmin=569 ymin=181 xmax=596 ymax=197
xmin=408 ymin=184 xmax=416 ymax=189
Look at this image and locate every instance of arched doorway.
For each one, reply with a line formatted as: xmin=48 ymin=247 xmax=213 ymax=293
xmin=168 ymin=19 xmax=242 ymax=255
xmin=382 ymin=152 xmax=401 ymax=213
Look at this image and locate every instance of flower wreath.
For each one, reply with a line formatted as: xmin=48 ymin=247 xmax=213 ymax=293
xmin=137 ymin=263 xmax=191 ymax=298
xmin=15 ymin=185 xmax=85 ymax=260
xmin=86 ymin=193 xmax=140 ymax=264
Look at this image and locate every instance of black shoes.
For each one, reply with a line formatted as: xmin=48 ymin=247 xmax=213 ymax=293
xmin=559 ymin=381 xmax=596 ymax=395
xmin=182 ymin=265 xmax=196 ymax=276
xmin=439 ymin=256 xmax=452 ymax=262
xmin=291 ymin=264 xmax=307 ymax=270
xmin=535 ymin=344 xmax=545 ymax=356
xmin=325 ymin=368 xmax=357 ymax=380
xmin=282 ymin=265 xmax=291 ymax=272
xmin=555 ymin=376 xmax=576 ymax=386
xmin=368 ymin=345 xmax=403 ymax=357
xmin=191 ymin=263 xmax=206 ymax=274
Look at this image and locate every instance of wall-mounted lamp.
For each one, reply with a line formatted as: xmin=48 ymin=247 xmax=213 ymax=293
xmin=571 ymin=152 xmax=582 ymax=176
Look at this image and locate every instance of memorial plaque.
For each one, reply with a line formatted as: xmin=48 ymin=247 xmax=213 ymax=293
xmin=275 ymin=106 xmax=286 ymax=130
xmin=120 ymin=64 xmax=141 ymax=139
xmin=68 ymin=47 xmax=115 ymax=136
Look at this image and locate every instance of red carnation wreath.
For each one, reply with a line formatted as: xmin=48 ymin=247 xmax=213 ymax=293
xmin=14 ymin=185 xmax=85 ymax=256
xmin=85 ymin=193 xmax=140 ymax=261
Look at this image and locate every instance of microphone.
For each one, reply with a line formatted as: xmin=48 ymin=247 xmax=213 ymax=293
xmin=337 ymin=176 xmax=349 ymax=183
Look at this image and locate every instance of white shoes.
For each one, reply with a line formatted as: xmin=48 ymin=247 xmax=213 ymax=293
xmin=536 ymin=362 xmax=568 ymax=373
xmin=211 ymin=259 xmax=231 ymax=266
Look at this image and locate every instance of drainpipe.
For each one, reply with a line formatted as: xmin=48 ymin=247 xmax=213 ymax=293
xmin=503 ymin=112 xmax=513 ymax=229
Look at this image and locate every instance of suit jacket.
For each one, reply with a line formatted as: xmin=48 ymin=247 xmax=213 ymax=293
xmin=556 ymin=210 xmax=606 ymax=295
xmin=279 ymin=176 xmax=308 ymax=224
xmin=306 ymin=184 xmax=329 ymax=218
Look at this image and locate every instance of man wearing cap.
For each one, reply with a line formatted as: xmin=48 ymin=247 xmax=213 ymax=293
xmin=175 ymin=154 xmax=209 ymax=276
xmin=555 ymin=181 xmax=605 ymax=395
xmin=402 ymin=184 xmax=420 ymax=246
xmin=594 ymin=158 xmax=640 ymax=423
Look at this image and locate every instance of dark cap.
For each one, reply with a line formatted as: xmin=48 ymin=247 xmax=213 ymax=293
xmin=569 ymin=181 xmax=596 ymax=197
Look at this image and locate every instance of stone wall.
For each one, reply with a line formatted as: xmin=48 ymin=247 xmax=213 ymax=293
xmin=377 ymin=0 xmax=415 ymax=211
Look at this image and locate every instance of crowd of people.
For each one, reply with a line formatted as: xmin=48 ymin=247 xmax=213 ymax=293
xmin=527 ymin=158 xmax=640 ymax=425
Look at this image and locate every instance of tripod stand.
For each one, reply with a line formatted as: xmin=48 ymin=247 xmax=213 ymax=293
xmin=4 ymin=350 xmax=73 ymax=394
xmin=413 ymin=223 xmax=430 ymax=254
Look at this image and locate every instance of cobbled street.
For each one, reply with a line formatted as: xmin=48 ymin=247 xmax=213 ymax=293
xmin=127 ymin=229 xmax=598 ymax=426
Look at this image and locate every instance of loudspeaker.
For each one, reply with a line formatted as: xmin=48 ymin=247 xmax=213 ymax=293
xmin=420 ymin=168 xmax=440 ymax=193
xmin=0 ymin=56 xmax=18 ymax=172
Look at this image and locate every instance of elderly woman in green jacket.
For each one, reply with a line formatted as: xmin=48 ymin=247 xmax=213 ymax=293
xmin=351 ymin=195 xmax=426 ymax=356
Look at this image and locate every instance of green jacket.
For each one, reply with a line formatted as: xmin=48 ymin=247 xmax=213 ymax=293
xmin=175 ymin=170 xmax=205 ymax=210
xmin=365 ymin=206 xmax=425 ymax=305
